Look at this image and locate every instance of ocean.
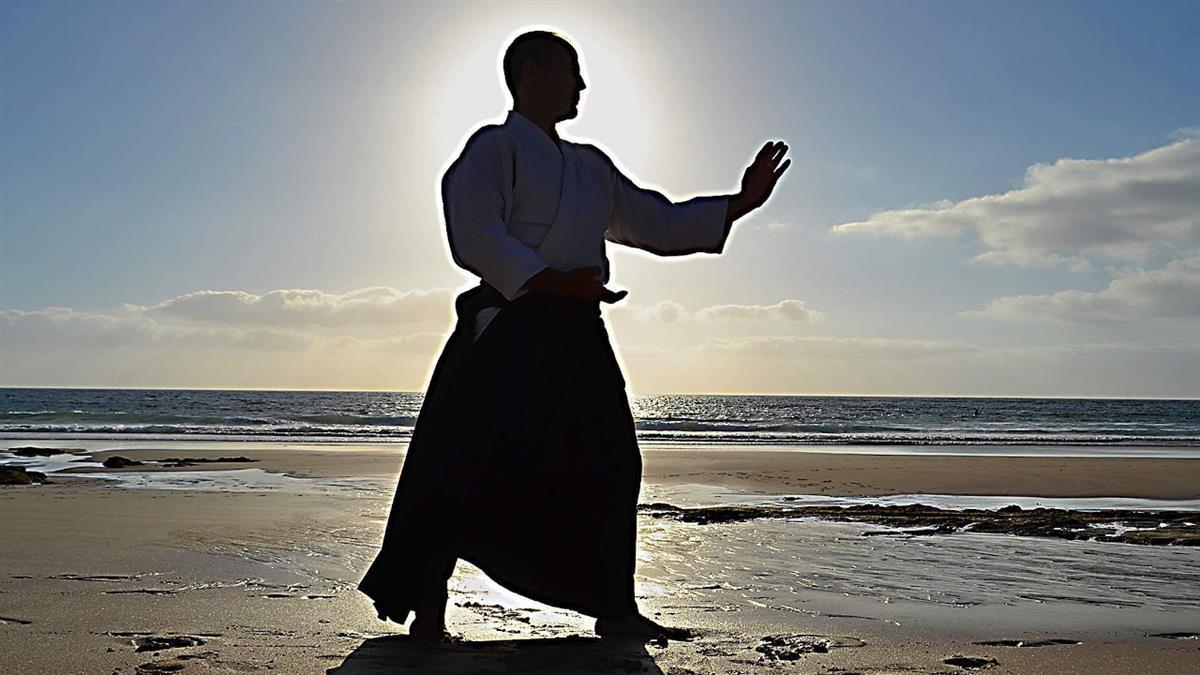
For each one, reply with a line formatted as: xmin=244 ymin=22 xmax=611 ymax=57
xmin=2 ymin=387 xmax=1198 ymax=452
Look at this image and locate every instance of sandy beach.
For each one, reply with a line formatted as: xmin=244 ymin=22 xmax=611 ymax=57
xmin=6 ymin=0 xmax=1200 ymax=672
xmin=2 ymin=441 xmax=1198 ymax=674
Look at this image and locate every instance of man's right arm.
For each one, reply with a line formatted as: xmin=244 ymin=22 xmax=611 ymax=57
xmin=523 ymin=266 xmax=628 ymax=303
xmin=442 ymin=129 xmax=550 ymax=301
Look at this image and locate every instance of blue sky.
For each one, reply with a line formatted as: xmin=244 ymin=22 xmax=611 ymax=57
xmin=3 ymin=0 xmax=1198 ymax=395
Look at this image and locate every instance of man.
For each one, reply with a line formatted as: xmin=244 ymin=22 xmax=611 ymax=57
xmin=358 ymin=29 xmax=789 ymax=643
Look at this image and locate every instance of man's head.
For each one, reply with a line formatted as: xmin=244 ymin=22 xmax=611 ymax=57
xmin=503 ymin=30 xmax=585 ymax=121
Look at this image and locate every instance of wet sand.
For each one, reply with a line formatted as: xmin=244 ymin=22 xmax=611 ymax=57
xmin=641 ymin=447 xmax=1200 ymax=498
xmin=1 ymin=441 xmax=1198 ymax=673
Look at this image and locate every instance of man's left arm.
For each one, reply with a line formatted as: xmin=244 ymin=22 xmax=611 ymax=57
xmin=604 ymin=140 xmax=791 ymax=256
xmin=605 ymin=173 xmax=732 ymax=256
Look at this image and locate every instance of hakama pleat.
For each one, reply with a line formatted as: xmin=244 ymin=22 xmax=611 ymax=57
xmin=357 ymin=281 xmax=641 ymax=624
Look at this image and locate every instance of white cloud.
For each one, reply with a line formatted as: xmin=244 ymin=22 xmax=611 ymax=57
xmin=608 ymin=299 xmax=689 ymax=323
xmin=1 ymin=285 xmax=461 ymax=353
xmin=135 ymin=286 xmax=454 ymax=327
xmin=694 ymin=299 xmax=824 ymax=323
xmin=745 ymin=220 xmax=792 ymax=231
xmin=831 ymin=136 xmax=1200 ymax=267
xmin=702 ymin=335 xmax=975 ymax=360
xmin=5 ymin=292 xmax=1198 ymax=396
xmin=0 ymin=307 xmax=316 ymax=351
xmin=609 ymin=299 xmax=824 ymax=323
xmin=1171 ymin=127 xmax=1200 ymax=141
xmin=964 ymin=254 xmax=1200 ymax=323
xmin=969 ymin=250 xmax=1094 ymax=272
xmin=355 ymin=332 xmax=448 ymax=355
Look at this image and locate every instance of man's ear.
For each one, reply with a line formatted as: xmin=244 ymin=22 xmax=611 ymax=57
xmin=521 ymin=58 xmax=540 ymax=85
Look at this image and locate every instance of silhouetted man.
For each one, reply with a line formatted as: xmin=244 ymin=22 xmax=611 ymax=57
xmin=358 ymin=29 xmax=789 ymax=643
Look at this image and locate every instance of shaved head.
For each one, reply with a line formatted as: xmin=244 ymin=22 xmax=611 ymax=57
xmin=503 ymin=30 xmax=577 ymax=101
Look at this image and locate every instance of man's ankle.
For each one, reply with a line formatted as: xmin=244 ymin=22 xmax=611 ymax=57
xmin=415 ymin=587 xmax=447 ymax=607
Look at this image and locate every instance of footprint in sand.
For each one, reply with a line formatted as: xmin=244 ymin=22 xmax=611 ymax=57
xmin=455 ymin=600 xmax=537 ymax=624
xmin=133 ymin=635 xmax=207 ymax=652
xmin=1149 ymin=632 xmax=1199 ymax=640
xmin=973 ymin=638 xmax=1080 ymax=648
xmin=48 ymin=573 xmax=151 ymax=582
xmin=135 ymin=661 xmax=186 ymax=674
xmin=943 ymin=655 xmax=1001 ymax=670
xmin=131 ymin=639 xmax=215 ymax=674
xmin=755 ymin=634 xmax=865 ymax=661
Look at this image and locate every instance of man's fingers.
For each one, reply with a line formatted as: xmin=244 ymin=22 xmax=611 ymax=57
xmin=569 ymin=266 xmax=602 ymax=278
xmin=756 ymin=140 xmax=787 ymax=164
xmin=773 ymin=158 xmax=791 ymax=179
xmin=552 ymin=268 xmax=622 ymax=303
xmin=755 ymin=141 xmax=776 ymax=163
xmin=601 ymin=288 xmax=628 ymax=304
xmin=772 ymin=144 xmax=788 ymax=167
xmin=761 ymin=143 xmax=787 ymax=172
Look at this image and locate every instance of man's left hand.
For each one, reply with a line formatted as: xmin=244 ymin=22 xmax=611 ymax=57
xmin=734 ymin=138 xmax=792 ymax=208
xmin=729 ymin=140 xmax=791 ymax=221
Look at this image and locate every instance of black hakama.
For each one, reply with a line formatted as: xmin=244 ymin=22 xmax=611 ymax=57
xmin=357 ymin=280 xmax=641 ymax=623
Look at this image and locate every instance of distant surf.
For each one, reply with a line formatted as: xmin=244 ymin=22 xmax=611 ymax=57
xmin=2 ymin=388 xmax=1198 ymax=450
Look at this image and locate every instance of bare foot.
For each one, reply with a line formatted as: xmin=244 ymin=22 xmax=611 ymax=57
xmin=595 ymin=613 xmax=696 ymax=641
xmin=409 ymin=590 xmax=449 ymax=642
xmin=409 ymin=616 xmax=449 ymax=643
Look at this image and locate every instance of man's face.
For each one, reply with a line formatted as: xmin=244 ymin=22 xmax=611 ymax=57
xmin=527 ymin=45 xmax=586 ymax=121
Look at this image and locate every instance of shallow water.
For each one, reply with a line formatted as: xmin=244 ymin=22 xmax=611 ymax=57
xmin=62 ymin=468 xmax=384 ymax=493
xmin=630 ymin=514 xmax=1200 ymax=635
xmin=642 ymin=482 xmax=1200 ymax=511
xmin=0 ymin=447 xmax=387 ymax=493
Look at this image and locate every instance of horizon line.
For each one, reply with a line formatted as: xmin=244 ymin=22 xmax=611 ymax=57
xmin=0 ymin=385 xmax=1196 ymax=402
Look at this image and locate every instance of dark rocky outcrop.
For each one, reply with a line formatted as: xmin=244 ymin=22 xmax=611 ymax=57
xmin=156 ymin=456 xmax=257 ymax=467
xmin=0 ymin=467 xmax=49 ymax=485
xmin=639 ymin=502 xmax=1200 ymax=546
xmin=102 ymin=456 xmax=144 ymax=468
xmin=9 ymin=446 xmax=81 ymax=457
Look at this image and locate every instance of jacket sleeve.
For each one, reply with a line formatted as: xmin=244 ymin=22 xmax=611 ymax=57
xmin=604 ymin=163 xmax=732 ymax=256
xmin=442 ymin=129 xmax=550 ymax=300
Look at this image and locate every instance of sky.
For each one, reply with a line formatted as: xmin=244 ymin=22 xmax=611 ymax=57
xmin=2 ymin=0 xmax=1199 ymax=397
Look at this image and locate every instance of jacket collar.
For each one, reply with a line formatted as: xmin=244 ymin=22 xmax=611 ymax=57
xmin=505 ymin=109 xmax=564 ymax=155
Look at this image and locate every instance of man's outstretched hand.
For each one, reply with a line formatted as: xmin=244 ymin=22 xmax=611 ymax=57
xmin=727 ymin=140 xmax=791 ymax=224
xmin=523 ymin=266 xmax=628 ymax=304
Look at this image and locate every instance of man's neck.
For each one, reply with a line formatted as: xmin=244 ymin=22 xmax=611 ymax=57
xmin=513 ymin=106 xmax=560 ymax=148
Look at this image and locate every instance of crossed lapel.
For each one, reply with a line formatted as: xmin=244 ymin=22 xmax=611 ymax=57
xmin=532 ymin=143 xmax=579 ymax=268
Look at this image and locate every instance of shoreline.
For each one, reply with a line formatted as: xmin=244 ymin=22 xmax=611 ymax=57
xmin=3 ymin=440 xmax=1196 ymax=500
xmin=6 ymin=434 xmax=1200 ymax=457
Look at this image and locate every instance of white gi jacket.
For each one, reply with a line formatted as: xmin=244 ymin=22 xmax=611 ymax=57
xmin=441 ymin=109 xmax=732 ymax=340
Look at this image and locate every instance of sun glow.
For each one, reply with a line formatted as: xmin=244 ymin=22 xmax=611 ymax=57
xmin=417 ymin=10 xmax=672 ymax=184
